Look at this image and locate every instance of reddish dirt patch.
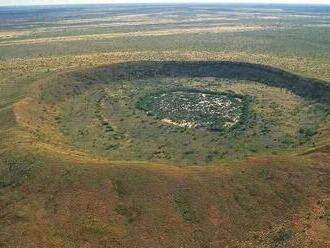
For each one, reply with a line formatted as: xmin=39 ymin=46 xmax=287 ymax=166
xmin=208 ymin=206 xmax=221 ymax=226
xmin=80 ymin=240 xmax=91 ymax=248
xmin=35 ymin=208 xmax=48 ymax=225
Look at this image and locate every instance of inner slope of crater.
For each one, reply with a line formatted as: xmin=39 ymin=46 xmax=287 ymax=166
xmin=39 ymin=61 xmax=329 ymax=165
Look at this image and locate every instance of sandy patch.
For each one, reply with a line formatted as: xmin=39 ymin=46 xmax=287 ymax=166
xmin=0 ymin=31 xmax=30 ymax=40
xmin=0 ymin=26 xmax=265 ymax=46
xmin=162 ymin=118 xmax=195 ymax=128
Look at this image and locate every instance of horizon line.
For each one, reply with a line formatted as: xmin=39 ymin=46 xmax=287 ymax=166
xmin=1 ymin=1 xmax=330 ymax=7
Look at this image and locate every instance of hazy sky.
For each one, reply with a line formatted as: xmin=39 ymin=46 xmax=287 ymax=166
xmin=1 ymin=0 xmax=330 ymax=6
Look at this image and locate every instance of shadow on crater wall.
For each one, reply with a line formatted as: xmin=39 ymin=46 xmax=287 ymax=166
xmin=72 ymin=61 xmax=330 ymax=104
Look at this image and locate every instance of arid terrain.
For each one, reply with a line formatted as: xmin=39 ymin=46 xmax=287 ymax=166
xmin=0 ymin=4 xmax=330 ymax=248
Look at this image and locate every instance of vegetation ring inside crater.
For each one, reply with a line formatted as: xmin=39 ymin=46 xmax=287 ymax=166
xmin=136 ymin=89 xmax=248 ymax=131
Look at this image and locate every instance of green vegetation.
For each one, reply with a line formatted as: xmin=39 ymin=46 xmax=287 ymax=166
xmin=136 ymin=89 xmax=246 ymax=130
xmin=0 ymin=155 xmax=39 ymax=188
xmin=270 ymin=229 xmax=293 ymax=246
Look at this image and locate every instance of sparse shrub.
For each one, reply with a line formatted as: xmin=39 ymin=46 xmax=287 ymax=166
xmin=271 ymin=229 xmax=292 ymax=244
xmin=0 ymin=156 xmax=38 ymax=188
xmin=324 ymin=201 xmax=330 ymax=226
xmin=298 ymin=127 xmax=317 ymax=139
xmin=173 ymin=191 xmax=199 ymax=223
xmin=54 ymin=115 xmax=61 ymax=123
xmin=105 ymin=143 xmax=119 ymax=150
xmin=184 ymin=150 xmax=195 ymax=155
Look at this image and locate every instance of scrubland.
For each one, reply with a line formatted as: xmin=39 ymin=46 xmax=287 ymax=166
xmin=0 ymin=4 xmax=330 ymax=247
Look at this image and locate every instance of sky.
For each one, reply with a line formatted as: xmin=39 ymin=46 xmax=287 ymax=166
xmin=0 ymin=0 xmax=330 ymax=6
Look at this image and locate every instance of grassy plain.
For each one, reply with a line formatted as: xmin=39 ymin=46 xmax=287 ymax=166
xmin=0 ymin=4 xmax=330 ymax=248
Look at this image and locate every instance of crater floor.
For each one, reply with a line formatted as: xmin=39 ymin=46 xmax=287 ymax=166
xmin=136 ymin=90 xmax=246 ymax=130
